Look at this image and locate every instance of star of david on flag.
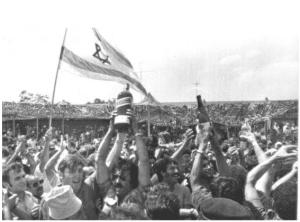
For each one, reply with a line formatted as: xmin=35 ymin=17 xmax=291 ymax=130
xmin=59 ymin=28 xmax=147 ymax=96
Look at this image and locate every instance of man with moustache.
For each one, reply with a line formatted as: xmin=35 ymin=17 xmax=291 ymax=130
xmin=95 ymin=109 xmax=150 ymax=212
xmin=26 ymin=175 xmax=44 ymax=201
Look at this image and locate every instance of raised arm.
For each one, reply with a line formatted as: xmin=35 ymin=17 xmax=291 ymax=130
xmin=171 ymin=129 xmax=194 ymax=162
xmin=272 ymin=161 xmax=297 ymax=191
xmin=95 ymin=117 xmax=115 ymax=186
xmin=106 ymin=116 xmax=126 ymax=169
xmin=39 ymin=128 xmax=52 ymax=173
xmin=23 ymin=152 xmax=37 ymax=174
xmin=44 ymin=135 xmax=65 ymax=182
xmin=245 ymin=145 xmax=297 ymax=205
xmin=130 ymin=110 xmax=151 ymax=189
xmin=5 ymin=140 xmax=25 ymax=166
xmin=241 ymin=132 xmax=274 ymax=197
xmin=209 ymin=128 xmax=231 ymax=177
xmin=190 ymin=127 xmax=210 ymax=192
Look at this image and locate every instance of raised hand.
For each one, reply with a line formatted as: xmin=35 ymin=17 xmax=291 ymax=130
xmin=59 ymin=135 xmax=65 ymax=152
xmin=292 ymin=161 xmax=298 ymax=172
xmin=196 ymin=125 xmax=211 ymax=145
xmin=126 ymin=109 xmax=138 ymax=134
xmin=239 ymin=132 xmax=256 ymax=143
xmin=108 ymin=110 xmax=117 ymax=132
xmin=31 ymin=204 xmax=40 ymax=219
xmin=2 ymin=189 xmax=19 ymax=211
xmin=184 ymin=128 xmax=194 ymax=143
xmin=45 ymin=128 xmax=53 ymax=142
xmin=274 ymin=145 xmax=298 ymax=160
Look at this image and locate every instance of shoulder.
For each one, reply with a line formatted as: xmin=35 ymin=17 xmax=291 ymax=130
xmin=191 ymin=185 xmax=212 ymax=211
xmin=85 ymin=173 xmax=96 ymax=185
xmin=175 ymin=183 xmax=190 ymax=192
xmin=25 ymin=191 xmax=39 ymax=204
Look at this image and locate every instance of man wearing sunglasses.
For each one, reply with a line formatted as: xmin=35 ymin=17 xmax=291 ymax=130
xmin=95 ymin=109 xmax=150 ymax=213
xmin=26 ymin=175 xmax=44 ymax=201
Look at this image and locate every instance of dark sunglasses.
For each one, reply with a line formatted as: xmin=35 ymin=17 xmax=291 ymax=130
xmin=30 ymin=179 xmax=44 ymax=188
xmin=112 ymin=175 xmax=127 ymax=182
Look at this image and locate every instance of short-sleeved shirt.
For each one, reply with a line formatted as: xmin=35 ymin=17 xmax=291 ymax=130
xmin=173 ymin=183 xmax=193 ymax=208
xmin=16 ymin=191 xmax=39 ymax=214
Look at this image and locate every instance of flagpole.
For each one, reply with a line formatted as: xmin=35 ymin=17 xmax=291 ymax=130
xmin=147 ymin=104 xmax=150 ymax=137
xmin=49 ymin=28 xmax=68 ymax=128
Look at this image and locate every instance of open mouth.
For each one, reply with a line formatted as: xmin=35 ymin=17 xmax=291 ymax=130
xmin=172 ymin=173 xmax=179 ymax=178
xmin=72 ymin=180 xmax=81 ymax=184
xmin=115 ymin=184 xmax=123 ymax=189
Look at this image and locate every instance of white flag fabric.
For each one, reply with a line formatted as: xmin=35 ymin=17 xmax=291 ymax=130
xmin=59 ymin=28 xmax=147 ymax=96
xmin=138 ymin=93 xmax=161 ymax=106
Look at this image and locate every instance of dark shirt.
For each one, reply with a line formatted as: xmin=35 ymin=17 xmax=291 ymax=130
xmin=85 ymin=174 xmax=104 ymax=214
xmin=76 ymin=181 xmax=98 ymax=220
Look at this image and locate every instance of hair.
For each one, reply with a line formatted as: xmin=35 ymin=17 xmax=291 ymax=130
xmin=150 ymin=135 xmax=159 ymax=148
xmin=273 ymin=160 xmax=294 ymax=182
xmin=229 ymin=165 xmax=248 ymax=189
xmin=154 ymin=157 xmax=178 ymax=182
xmin=2 ymin=162 xmax=24 ymax=185
xmin=58 ymin=154 xmax=85 ymax=174
xmin=2 ymin=148 xmax=10 ymax=158
xmin=100 ymin=204 xmax=149 ymax=220
xmin=113 ymin=158 xmax=139 ymax=189
xmin=69 ymin=141 xmax=76 ymax=148
xmin=272 ymin=180 xmax=297 ymax=220
xmin=210 ymin=176 xmax=243 ymax=204
xmin=147 ymin=182 xmax=171 ymax=195
xmin=145 ymin=192 xmax=180 ymax=220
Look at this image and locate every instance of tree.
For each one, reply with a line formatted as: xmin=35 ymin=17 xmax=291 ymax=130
xmin=94 ymin=98 xmax=101 ymax=104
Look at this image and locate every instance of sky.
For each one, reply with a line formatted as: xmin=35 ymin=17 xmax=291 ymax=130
xmin=0 ymin=0 xmax=299 ymax=105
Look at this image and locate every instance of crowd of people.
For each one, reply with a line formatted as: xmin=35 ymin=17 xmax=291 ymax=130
xmin=2 ymin=108 xmax=298 ymax=220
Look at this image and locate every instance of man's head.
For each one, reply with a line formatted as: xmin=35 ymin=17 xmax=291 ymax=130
xmin=2 ymin=162 xmax=26 ymax=194
xmin=154 ymin=157 xmax=179 ymax=185
xmin=272 ymin=180 xmax=297 ymax=220
xmin=58 ymin=154 xmax=85 ymax=194
xmin=112 ymin=158 xmax=138 ymax=199
xmin=198 ymin=198 xmax=253 ymax=220
xmin=145 ymin=192 xmax=180 ymax=220
xmin=210 ymin=176 xmax=244 ymax=204
xmin=26 ymin=175 xmax=44 ymax=199
xmin=181 ymin=149 xmax=192 ymax=166
xmin=201 ymin=155 xmax=214 ymax=179
xmin=106 ymin=204 xmax=149 ymax=220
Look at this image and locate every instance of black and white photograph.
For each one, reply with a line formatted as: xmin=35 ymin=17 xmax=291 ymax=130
xmin=1 ymin=0 xmax=299 ymax=220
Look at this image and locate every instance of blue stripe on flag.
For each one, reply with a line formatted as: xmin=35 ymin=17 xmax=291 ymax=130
xmin=61 ymin=47 xmax=147 ymax=95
